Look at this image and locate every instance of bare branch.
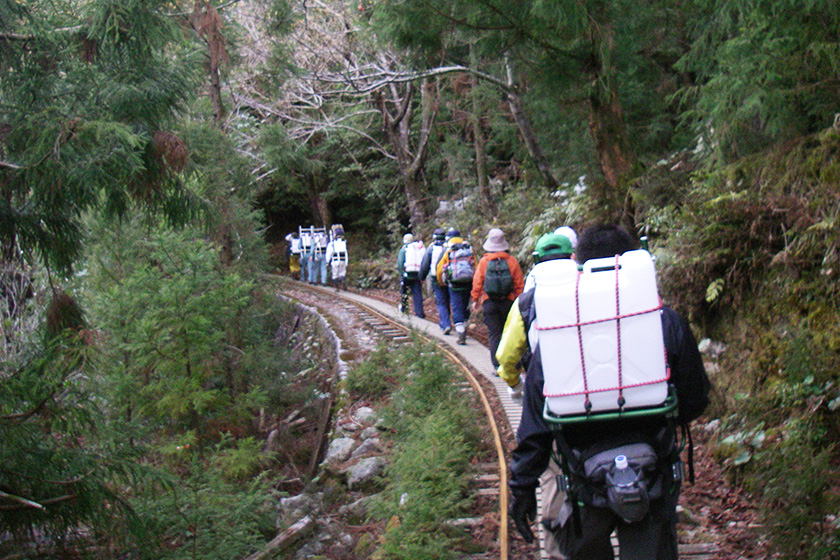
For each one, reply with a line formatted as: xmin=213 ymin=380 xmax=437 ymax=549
xmin=310 ymin=64 xmax=516 ymax=95
xmin=0 ymin=490 xmax=43 ymax=510
xmin=0 ymin=32 xmax=32 ymax=41
xmin=0 ymin=493 xmax=77 ymax=511
xmin=0 ymin=25 xmax=84 ymax=41
xmin=0 ymin=394 xmax=55 ymax=422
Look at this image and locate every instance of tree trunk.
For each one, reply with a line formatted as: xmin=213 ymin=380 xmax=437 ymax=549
xmin=0 ymin=178 xmax=14 ymax=265
xmin=586 ymin=17 xmax=637 ymax=230
xmin=373 ymin=72 xmax=439 ymax=230
xmin=307 ymin=175 xmax=331 ymax=227
xmin=587 ymin=88 xmax=635 ymax=227
xmin=504 ymin=56 xmax=559 ymax=191
xmin=470 ymin=46 xmax=495 ymax=215
xmin=208 ymin=65 xmax=226 ymax=125
xmin=191 ymin=1 xmax=228 ymax=126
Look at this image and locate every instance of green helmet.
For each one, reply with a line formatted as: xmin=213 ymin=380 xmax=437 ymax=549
xmin=533 ymin=233 xmax=573 ymax=262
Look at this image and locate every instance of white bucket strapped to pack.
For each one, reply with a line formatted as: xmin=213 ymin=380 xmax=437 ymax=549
xmin=331 ymin=238 xmax=348 ymax=262
xmin=533 ymin=250 xmax=676 ymax=424
xmin=299 ymin=225 xmax=327 ymax=251
xmin=404 ymin=240 xmax=424 ymax=273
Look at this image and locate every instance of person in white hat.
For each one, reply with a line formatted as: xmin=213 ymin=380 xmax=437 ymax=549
xmin=471 ymin=228 xmax=524 ymax=363
xmin=554 ymin=225 xmax=578 ymax=250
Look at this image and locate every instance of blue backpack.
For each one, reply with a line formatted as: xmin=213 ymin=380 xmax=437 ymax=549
xmin=445 ymin=243 xmax=475 ymax=285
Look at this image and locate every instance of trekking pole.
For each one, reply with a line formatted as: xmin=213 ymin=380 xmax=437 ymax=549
xmin=398 ymin=279 xmax=408 ymax=315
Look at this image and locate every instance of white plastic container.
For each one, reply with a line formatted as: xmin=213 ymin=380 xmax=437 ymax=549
xmin=533 ymin=250 xmax=669 ymax=417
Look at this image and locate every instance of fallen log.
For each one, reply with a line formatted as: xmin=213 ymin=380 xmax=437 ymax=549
xmin=243 ymin=515 xmax=315 ymax=560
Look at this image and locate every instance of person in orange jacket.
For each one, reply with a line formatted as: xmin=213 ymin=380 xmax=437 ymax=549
xmin=471 ymin=228 xmax=524 ymax=368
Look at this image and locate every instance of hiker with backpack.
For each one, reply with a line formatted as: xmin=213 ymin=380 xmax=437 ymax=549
xmin=470 ymin=228 xmax=524 ymax=368
xmin=495 ymin=231 xmax=577 ymax=557
xmin=284 ymin=231 xmax=302 ymax=280
xmin=436 ymin=232 xmax=475 ymax=344
xmin=299 ymin=228 xmax=312 ymax=282
xmin=397 ymin=233 xmax=426 ymax=318
xmin=420 ymin=228 xmax=453 ymax=335
xmin=523 ymin=227 xmax=577 ymax=292
xmin=325 ymin=227 xmax=348 ymax=291
xmin=307 ymin=229 xmax=329 ymax=285
xmin=498 ymin=232 xmax=575 ymax=400
xmin=505 ymin=224 xmax=711 ymax=560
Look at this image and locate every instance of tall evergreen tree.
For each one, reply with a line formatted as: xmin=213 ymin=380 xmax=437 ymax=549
xmin=0 ymin=0 xmax=207 ymax=550
xmin=0 ymin=0 xmax=201 ymax=275
xmin=677 ymin=0 xmax=840 ymax=161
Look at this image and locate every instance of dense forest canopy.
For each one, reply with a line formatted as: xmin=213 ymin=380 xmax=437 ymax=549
xmin=2 ymin=0 xmax=840 ymax=558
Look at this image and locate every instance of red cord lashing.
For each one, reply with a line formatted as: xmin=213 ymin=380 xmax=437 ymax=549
xmin=574 ymin=270 xmax=591 ymax=412
xmin=614 ymin=255 xmax=624 ymax=410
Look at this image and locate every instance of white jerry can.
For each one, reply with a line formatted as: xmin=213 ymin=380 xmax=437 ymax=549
xmin=533 ymin=250 xmax=669 ymax=418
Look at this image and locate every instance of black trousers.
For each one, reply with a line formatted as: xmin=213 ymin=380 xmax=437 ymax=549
xmin=482 ymin=297 xmax=513 ymax=368
xmin=552 ymin=488 xmax=680 ymax=560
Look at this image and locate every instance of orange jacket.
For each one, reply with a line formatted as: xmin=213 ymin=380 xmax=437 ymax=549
xmin=471 ymin=252 xmax=525 ymax=303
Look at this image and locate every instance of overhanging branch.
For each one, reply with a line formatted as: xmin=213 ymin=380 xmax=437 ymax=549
xmin=311 ymin=64 xmax=516 ymax=95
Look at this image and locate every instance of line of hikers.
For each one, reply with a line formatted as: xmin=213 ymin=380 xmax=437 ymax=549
xmin=396 ymin=225 xmax=566 ymax=363
xmin=285 ymin=224 xmax=348 ymax=291
xmin=286 ymin=220 xmax=709 ymax=559
xmin=398 ymin=223 xmax=711 ymax=560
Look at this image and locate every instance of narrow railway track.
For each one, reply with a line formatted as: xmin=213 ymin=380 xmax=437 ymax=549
xmin=283 ymin=279 xmax=723 ymax=560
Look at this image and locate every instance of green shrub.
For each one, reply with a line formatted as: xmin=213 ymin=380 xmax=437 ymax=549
xmin=213 ymin=434 xmax=269 ymax=482
xmin=708 ymin=323 xmax=840 ymax=559
xmin=364 ymin=341 xmax=484 ymax=559
xmin=747 ymin=417 xmax=836 ymax=560
xmin=382 ymin=413 xmax=474 ymax=518
xmin=380 ymin=342 xmax=467 ymax=435
xmin=131 ymin=459 xmax=276 ymax=560
xmin=344 ymin=343 xmax=407 ymax=399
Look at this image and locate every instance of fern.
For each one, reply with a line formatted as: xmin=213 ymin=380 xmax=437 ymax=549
xmin=705 ymin=277 xmax=725 ymax=303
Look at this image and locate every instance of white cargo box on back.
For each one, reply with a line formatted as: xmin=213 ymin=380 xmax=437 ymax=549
xmin=533 ymin=250 xmax=669 ymax=418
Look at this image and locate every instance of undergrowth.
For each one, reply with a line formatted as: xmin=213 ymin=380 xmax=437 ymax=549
xmin=345 ymin=338 xmax=486 ymax=560
xmin=657 ymin=129 xmax=840 ymax=559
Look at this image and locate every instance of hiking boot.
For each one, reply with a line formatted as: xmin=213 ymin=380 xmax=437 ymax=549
xmin=458 ymin=331 xmax=467 ymax=345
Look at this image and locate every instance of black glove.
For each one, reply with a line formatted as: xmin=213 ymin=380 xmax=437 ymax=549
xmin=510 ymin=486 xmax=537 ymax=543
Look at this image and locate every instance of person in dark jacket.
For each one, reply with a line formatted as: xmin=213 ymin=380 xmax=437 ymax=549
xmin=507 ymin=224 xmax=711 ymax=560
xmin=420 ymin=228 xmax=452 ymax=334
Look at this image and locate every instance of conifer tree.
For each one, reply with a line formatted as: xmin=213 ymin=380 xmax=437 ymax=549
xmin=0 ymin=0 xmax=207 ymax=550
xmin=0 ymin=0 xmax=201 ymax=275
xmin=367 ymin=0 xmax=692 ymax=225
xmin=677 ymin=0 xmax=840 ymax=160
